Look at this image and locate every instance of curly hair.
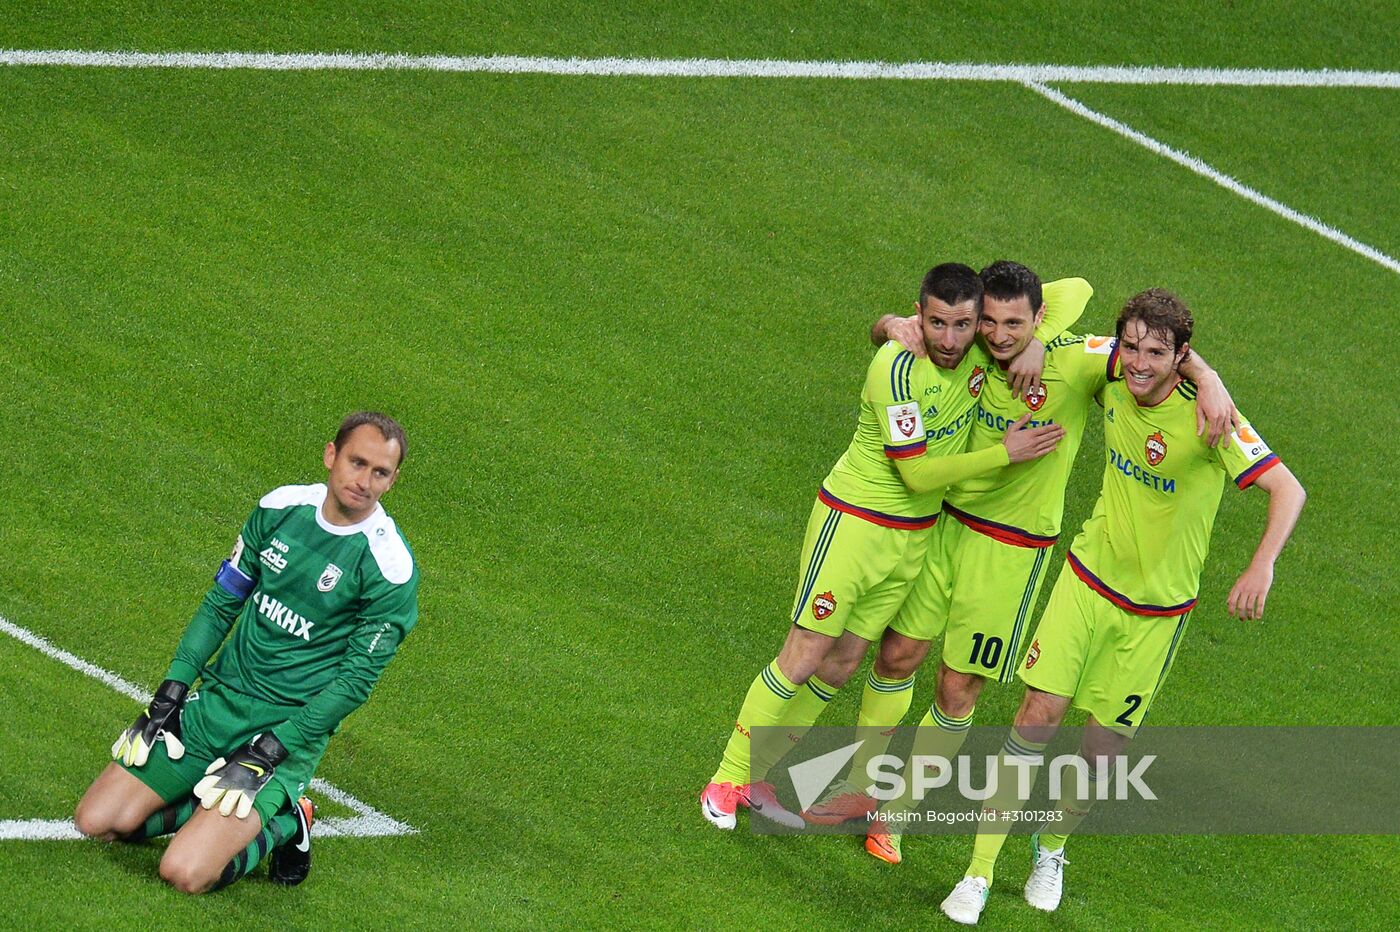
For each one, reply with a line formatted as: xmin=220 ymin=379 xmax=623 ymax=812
xmin=1116 ymin=288 xmax=1193 ymax=353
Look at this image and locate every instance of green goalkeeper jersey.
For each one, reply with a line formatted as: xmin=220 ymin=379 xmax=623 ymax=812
xmin=820 ymin=278 xmax=1091 ymax=528
xmin=1067 ymin=380 xmax=1279 ymax=616
xmin=944 ymin=328 xmax=1119 ymax=545
xmin=165 ymin=483 xmax=419 ymax=754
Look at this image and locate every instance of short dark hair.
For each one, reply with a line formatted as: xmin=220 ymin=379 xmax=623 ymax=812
xmin=334 ymin=411 xmax=408 ymax=466
xmin=979 ymin=260 xmax=1042 ymax=313
xmin=919 ymin=262 xmax=983 ymax=311
xmin=1116 ymin=288 xmax=1194 ymax=353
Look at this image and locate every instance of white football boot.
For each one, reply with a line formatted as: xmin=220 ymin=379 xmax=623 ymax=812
xmin=1023 ymin=832 xmax=1068 ymax=912
xmin=940 ymin=875 xmax=990 ymax=925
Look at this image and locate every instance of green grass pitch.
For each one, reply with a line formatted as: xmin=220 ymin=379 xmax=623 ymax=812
xmin=1 ymin=3 xmax=1397 ymax=928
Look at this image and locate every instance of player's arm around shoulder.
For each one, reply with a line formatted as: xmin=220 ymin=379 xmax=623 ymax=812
xmin=894 ymin=414 xmax=1064 ymax=494
xmin=1035 ymin=277 xmax=1093 ymax=343
xmin=1007 ymin=278 xmax=1093 ymax=399
xmin=870 ymin=313 xmax=923 ymax=355
xmin=1179 ymin=352 xmax=1241 ymax=447
xmin=1223 ymin=425 xmax=1306 ymax=621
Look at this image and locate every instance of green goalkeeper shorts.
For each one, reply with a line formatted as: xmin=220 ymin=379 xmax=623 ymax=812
xmin=119 ymin=679 xmax=329 ymax=825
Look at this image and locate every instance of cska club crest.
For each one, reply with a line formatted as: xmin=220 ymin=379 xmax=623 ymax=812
xmin=812 ymin=591 xmax=836 ymax=621
xmin=968 ymin=366 xmax=985 ymax=398
xmin=1025 ymin=384 xmax=1047 ymax=412
xmin=317 ymin=563 xmax=344 ymax=592
xmin=1145 ymin=431 xmax=1167 ymax=467
xmin=1025 ymin=638 xmax=1041 ymax=669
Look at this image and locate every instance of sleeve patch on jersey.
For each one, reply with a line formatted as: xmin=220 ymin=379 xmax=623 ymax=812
xmin=1231 ymin=424 xmax=1272 ymax=461
xmin=885 ymin=402 xmax=925 ymax=445
xmin=1083 ymin=335 xmax=1116 ymax=355
xmin=366 ymin=515 xmax=415 ymax=585
xmin=884 ymin=441 xmax=927 ymax=460
xmin=1236 ymin=453 xmax=1280 ymax=489
xmin=214 ymin=559 xmax=255 ymax=600
xmin=228 ymin=534 xmax=245 ymax=567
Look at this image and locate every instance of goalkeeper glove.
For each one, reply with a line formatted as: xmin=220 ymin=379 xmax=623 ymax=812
xmin=195 ymin=732 xmax=289 ymax=819
xmin=111 ymin=679 xmax=188 ymax=767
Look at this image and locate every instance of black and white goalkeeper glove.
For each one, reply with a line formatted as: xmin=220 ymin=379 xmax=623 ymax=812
xmin=195 ymin=732 xmax=289 ymax=819
xmin=112 ymin=679 xmax=188 ymax=767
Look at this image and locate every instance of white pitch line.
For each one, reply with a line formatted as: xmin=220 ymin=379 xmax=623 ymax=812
xmin=1 ymin=49 xmax=1399 ymax=88
xmin=0 ymin=614 xmax=416 ymax=840
xmin=1023 ymin=81 xmax=1400 ymax=277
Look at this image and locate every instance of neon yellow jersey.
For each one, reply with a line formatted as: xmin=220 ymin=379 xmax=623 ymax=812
xmin=820 ymin=341 xmax=984 ymax=527
xmin=1067 ymin=380 xmax=1280 ymax=616
xmin=945 ymin=330 xmax=1120 ymax=545
xmin=820 ymin=279 xmax=1087 ymax=528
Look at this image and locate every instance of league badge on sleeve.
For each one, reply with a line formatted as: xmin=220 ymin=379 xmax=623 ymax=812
xmin=1145 ymin=431 xmax=1167 ymax=467
xmin=1084 ymin=335 xmax=1115 ymax=354
xmin=317 ymin=563 xmax=343 ymax=592
xmin=812 ymin=591 xmax=836 ymax=621
xmin=885 ymin=403 xmax=924 ymax=441
xmin=1231 ymin=424 xmax=1270 ymax=460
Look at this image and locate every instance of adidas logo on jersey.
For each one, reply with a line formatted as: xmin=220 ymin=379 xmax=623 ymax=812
xmin=255 ymin=592 xmax=315 ymax=641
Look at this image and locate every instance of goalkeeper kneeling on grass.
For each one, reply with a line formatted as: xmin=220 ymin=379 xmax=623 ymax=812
xmin=75 ymin=412 xmax=420 ymax=894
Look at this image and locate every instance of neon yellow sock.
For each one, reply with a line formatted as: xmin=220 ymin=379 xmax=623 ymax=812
xmin=749 ymin=675 xmax=839 ymax=782
xmin=846 ymin=671 xmax=917 ymax=790
xmin=1038 ymin=758 xmax=1109 ymax=851
xmin=711 ymin=660 xmax=798 ymax=785
xmin=967 ymin=729 xmax=1047 ymax=884
xmin=877 ymin=700 xmax=974 ymax=818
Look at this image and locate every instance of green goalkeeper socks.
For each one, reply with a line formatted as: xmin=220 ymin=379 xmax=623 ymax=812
xmin=122 ymin=795 xmax=197 ymax=842
xmin=211 ymin=809 xmax=297 ymax=891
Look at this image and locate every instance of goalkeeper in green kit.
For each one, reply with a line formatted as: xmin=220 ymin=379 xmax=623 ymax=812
xmin=75 ymin=412 xmax=419 ymax=894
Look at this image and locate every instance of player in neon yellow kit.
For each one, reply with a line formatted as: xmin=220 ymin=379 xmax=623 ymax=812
xmin=939 ymin=289 xmax=1306 ymax=925
xmin=806 ymin=263 xmax=1236 ymax=844
xmin=700 ymin=264 xmax=1072 ymax=830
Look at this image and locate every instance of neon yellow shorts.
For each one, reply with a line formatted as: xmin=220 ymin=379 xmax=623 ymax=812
xmin=1017 ymin=562 xmax=1192 ymax=734
xmin=789 ymin=494 xmax=933 ymax=642
xmin=930 ymin=519 xmax=1054 ymax=684
xmin=886 ymin=511 xmax=955 ymax=644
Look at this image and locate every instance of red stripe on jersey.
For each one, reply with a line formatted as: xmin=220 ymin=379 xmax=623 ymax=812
xmin=1068 ymin=551 xmax=1196 ymax=617
xmin=818 ymin=487 xmax=939 ymax=530
xmin=944 ymin=503 xmax=1058 ymax=549
xmin=1235 ymin=454 xmax=1280 ymax=489
xmin=884 ymin=442 xmax=927 ymax=460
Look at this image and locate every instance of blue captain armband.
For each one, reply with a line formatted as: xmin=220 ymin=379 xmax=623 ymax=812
xmin=214 ymin=560 xmax=255 ymax=600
